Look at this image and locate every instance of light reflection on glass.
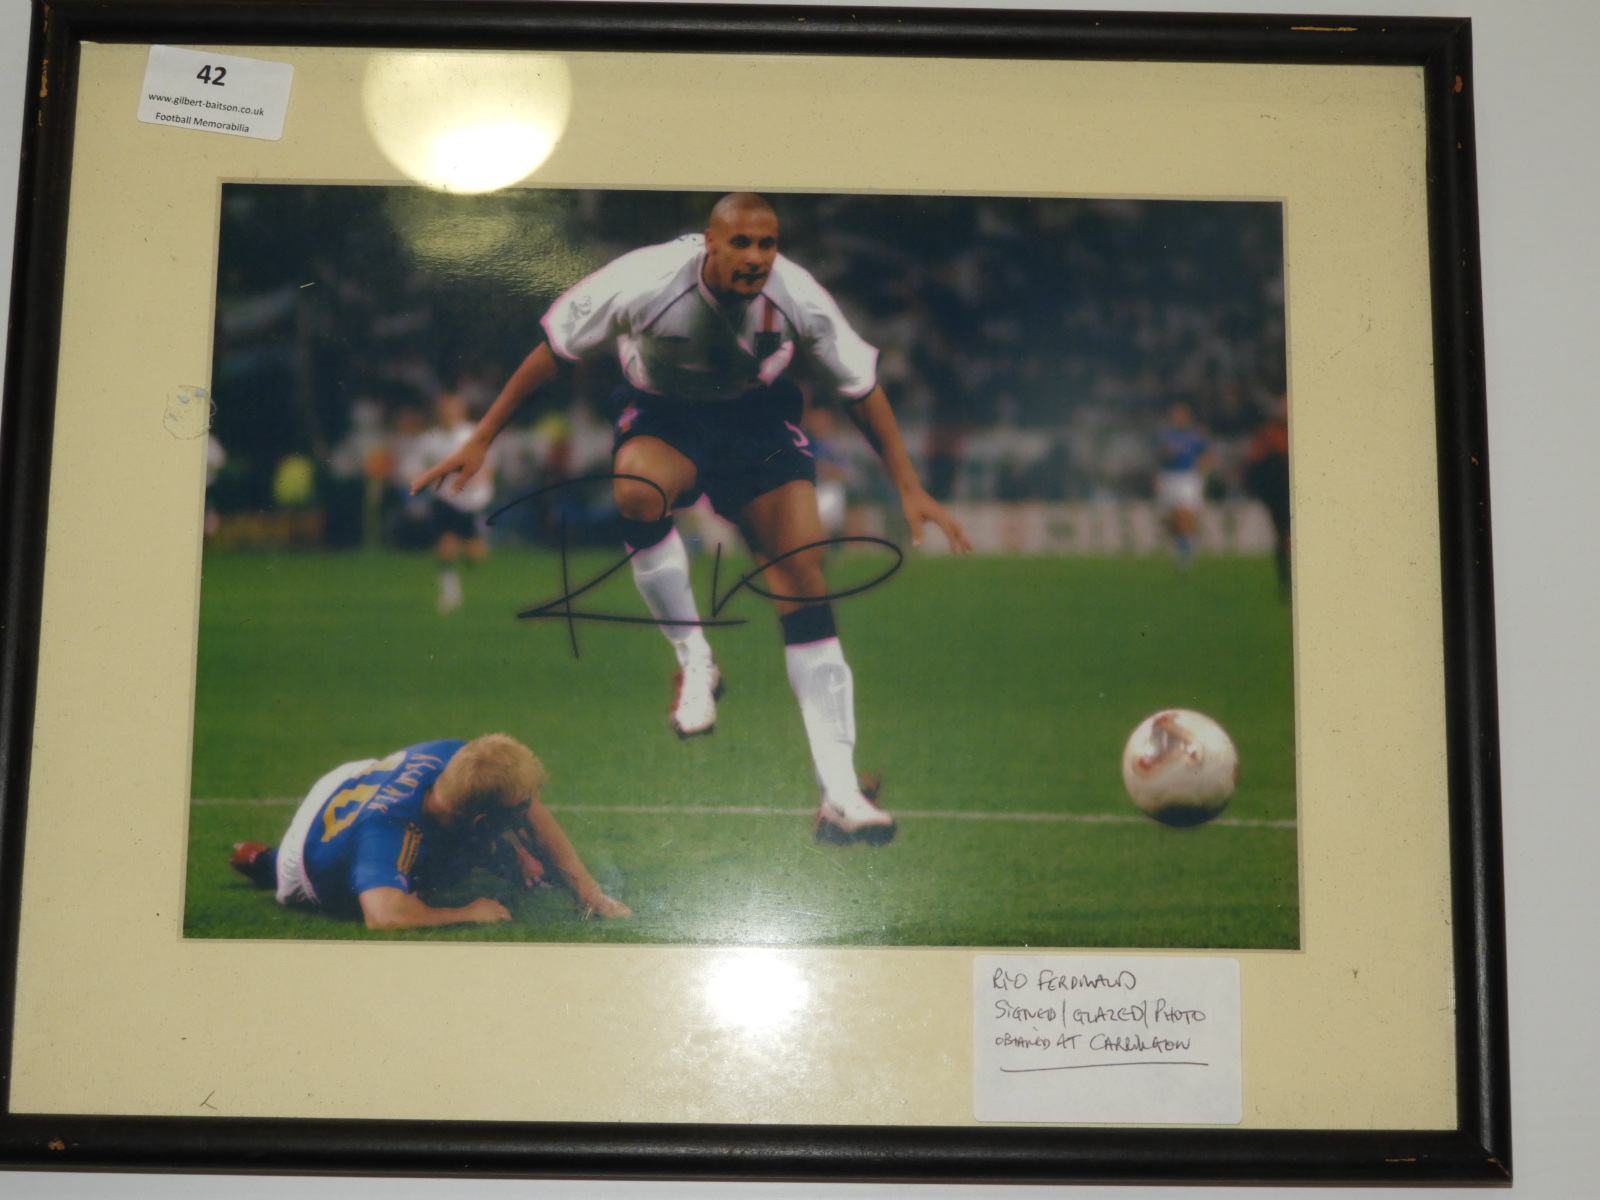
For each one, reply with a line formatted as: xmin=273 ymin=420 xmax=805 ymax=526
xmin=704 ymin=951 xmax=810 ymax=1034
xmin=380 ymin=190 xmax=600 ymax=293
xmin=361 ymin=53 xmax=572 ymax=193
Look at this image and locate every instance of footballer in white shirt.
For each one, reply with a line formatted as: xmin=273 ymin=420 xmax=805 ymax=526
xmin=413 ymin=193 xmax=970 ymax=845
xmin=401 ymin=391 xmax=496 ymax=613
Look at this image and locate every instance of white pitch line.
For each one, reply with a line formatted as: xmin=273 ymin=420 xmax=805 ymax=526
xmin=191 ymin=797 xmax=1294 ymax=829
xmin=193 ymin=798 xmax=300 ymax=806
xmin=901 ymin=811 xmax=1296 ymax=829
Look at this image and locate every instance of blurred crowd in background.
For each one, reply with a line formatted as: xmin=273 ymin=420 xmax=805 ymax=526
xmin=206 ymin=186 xmax=1286 ymax=550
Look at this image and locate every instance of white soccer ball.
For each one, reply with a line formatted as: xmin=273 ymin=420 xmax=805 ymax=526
xmin=1121 ymin=709 xmax=1239 ymax=827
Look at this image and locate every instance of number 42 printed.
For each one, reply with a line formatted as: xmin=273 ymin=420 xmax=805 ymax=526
xmin=137 ymin=45 xmax=295 ymax=141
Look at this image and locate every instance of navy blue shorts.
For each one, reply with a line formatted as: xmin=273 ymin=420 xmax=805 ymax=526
xmin=429 ymin=499 xmax=483 ymax=541
xmin=610 ymin=379 xmax=817 ymax=520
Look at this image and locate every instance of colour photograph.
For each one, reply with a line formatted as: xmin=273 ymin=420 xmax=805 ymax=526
xmin=183 ymin=185 xmax=1297 ymax=948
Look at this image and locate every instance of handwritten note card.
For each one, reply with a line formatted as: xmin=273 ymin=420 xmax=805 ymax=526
xmin=974 ymin=955 xmax=1241 ymax=1124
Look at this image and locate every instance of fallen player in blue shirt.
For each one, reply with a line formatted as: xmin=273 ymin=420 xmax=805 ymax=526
xmin=229 ymin=734 xmax=630 ymax=928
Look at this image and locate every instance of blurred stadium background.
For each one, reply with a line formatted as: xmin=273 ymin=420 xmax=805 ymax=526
xmin=206 ymin=186 xmax=1286 ymax=555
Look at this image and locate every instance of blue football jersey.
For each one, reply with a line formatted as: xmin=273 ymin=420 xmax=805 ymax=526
xmin=1156 ymin=427 xmax=1208 ymax=472
xmin=301 ymin=740 xmax=465 ymax=909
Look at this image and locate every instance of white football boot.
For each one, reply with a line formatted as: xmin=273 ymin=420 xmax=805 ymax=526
xmin=671 ymin=655 xmax=723 ymax=739
xmin=814 ymin=774 xmax=896 ymax=846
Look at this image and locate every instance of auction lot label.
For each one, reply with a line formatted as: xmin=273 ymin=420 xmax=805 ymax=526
xmin=974 ymin=955 xmax=1241 ymax=1124
xmin=137 ymin=46 xmax=294 ymax=141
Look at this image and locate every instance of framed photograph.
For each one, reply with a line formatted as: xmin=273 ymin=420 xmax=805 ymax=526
xmin=0 ymin=0 xmax=1507 ymax=1184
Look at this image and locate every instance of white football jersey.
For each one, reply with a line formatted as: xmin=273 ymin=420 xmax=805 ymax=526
xmin=541 ymin=234 xmax=878 ymax=403
xmin=404 ymin=422 xmax=495 ymax=513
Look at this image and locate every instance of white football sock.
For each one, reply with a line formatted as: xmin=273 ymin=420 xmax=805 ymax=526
xmin=785 ymin=637 xmax=861 ymax=802
xmin=629 ymin=527 xmax=712 ymax=668
xmin=437 ymin=566 xmax=462 ymax=613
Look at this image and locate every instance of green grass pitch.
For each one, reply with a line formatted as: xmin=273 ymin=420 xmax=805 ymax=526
xmin=184 ymin=547 xmax=1299 ymax=948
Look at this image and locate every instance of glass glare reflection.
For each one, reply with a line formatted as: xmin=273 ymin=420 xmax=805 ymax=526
xmin=705 ymin=952 xmax=809 ymax=1033
xmin=361 ymin=53 xmax=572 ymax=193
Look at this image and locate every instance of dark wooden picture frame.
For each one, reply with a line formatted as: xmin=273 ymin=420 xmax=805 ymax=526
xmin=0 ymin=1 xmax=1506 ymax=1184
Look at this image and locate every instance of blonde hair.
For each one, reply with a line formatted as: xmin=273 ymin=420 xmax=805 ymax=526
xmin=434 ymin=734 xmax=547 ymax=818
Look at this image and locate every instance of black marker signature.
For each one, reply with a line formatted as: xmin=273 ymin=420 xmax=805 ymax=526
xmin=488 ymin=473 xmax=904 ymax=658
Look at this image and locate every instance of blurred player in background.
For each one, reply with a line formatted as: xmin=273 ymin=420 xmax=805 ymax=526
xmin=801 ymin=402 xmax=853 ymax=543
xmin=229 ymin=733 xmax=631 ymax=928
xmin=413 ymin=193 xmax=970 ymax=845
xmin=1153 ymin=401 xmax=1213 ymax=567
xmin=403 ymin=391 xmax=495 ymax=613
xmin=385 ymin=405 xmax=433 ymax=550
xmin=204 ymin=434 xmax=227 ymax=538
xmin=1245 ymin=394 xmax=1292 ymax=600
